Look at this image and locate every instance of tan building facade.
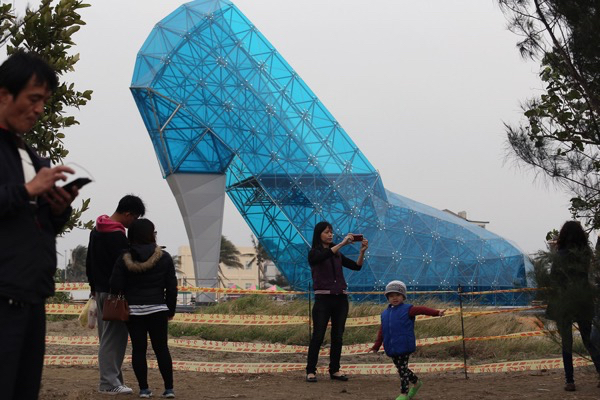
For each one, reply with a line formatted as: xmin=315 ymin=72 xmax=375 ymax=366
xmin=176 ymin=245 xmax=277 ymax=300
xmin=175 ymin=245 xmax=196 ymax=286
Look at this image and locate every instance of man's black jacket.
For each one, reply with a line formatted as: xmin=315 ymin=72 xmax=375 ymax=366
xmin=0 ymin=129 xmax=71 ymax=304
xmin=86 ymin=227 xmax=129 ymax=294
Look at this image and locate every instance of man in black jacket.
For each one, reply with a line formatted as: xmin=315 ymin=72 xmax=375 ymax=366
xmin=86 ymin=195 xmax=145 ymax=395
xmin=0 ymin=51 xmax=79 ymax=400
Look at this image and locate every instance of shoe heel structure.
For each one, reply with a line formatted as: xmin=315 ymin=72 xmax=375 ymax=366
xmin=132 ymin=0 xmax=529 ymax=299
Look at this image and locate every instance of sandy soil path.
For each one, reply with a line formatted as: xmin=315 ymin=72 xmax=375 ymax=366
xmin=40 ymin=366 xmax=600 ymax=399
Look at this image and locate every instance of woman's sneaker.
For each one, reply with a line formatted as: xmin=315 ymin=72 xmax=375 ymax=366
xmin=162 ymin=389 xmax=175 ymax=398
xmin=139 ymin=388 xmax=153 ymax=398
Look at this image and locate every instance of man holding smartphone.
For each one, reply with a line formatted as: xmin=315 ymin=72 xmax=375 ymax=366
xmin=0 ymin=51 xmax=79 ymax=400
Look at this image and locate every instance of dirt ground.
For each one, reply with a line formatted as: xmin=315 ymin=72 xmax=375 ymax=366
xmin=40 ymin=320 xmax=600 ymax=400
xmin=40 ymin=367 xmax=600 ymax=400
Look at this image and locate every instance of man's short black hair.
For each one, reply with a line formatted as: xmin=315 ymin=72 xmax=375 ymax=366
xmin=116 ymin=195 xmax=146 ymax=217
xmin=0 ymin=51 xmax=59 ymax=97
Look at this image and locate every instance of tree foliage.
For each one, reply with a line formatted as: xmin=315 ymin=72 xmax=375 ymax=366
xmin=246 ymin=235 xmax=272 ymax=289
xmin=65 ymin=244 xmax=87 ymax=282
xmin=0 ymin=4 xmax=14 ymax=45
xmin=220 ymin=235 xmax=243 ymax=269
xmin=499 ymin=0 xmax=600 ymax=228
xmin=216 ymin=235 xmax=243 ymax=287
xmin=268 ymin=273 xmax=290 ymax=289
xmin=1 ymin=0 xmax=93 ymax=232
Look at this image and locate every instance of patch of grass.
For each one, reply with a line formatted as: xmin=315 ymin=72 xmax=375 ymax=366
xmin=167 ymin=297 xmax=573 ymax=361
xmin=169 ymin=295 xmax=381 ymax=345
xmin=46 ymin=315 xmax=78 ymax=322
xmin=46 ymin=292 xmax=79 ymax=321
xmin=168 ymin=324 xmax=309 ymax=345
xmin=199 ymin=295 xmax=310 ymax=316
xmin=47 ymin=292 xmax=71 ymax=304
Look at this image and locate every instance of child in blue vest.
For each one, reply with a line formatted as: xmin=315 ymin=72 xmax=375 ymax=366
xmin=371 ymin=280 xmax=445 ymax=400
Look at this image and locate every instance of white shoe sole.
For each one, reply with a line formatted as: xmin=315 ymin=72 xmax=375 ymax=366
xmin=98 ymin=390 xmax=133 ymax=396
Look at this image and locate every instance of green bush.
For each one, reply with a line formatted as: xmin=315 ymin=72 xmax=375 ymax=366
xmin=167 ymin=296 xmax=569 ymax=361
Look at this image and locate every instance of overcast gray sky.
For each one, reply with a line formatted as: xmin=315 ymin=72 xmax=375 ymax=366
xmin=13 ymin=0 xmax=574 ymax=266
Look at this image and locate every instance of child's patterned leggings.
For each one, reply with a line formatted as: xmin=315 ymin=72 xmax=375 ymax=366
xmin=391 ymin=354 xmax=418 ymax=394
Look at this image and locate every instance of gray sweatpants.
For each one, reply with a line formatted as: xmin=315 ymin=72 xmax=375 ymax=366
xmin=96 ymin=292 xmax=129 ymax=390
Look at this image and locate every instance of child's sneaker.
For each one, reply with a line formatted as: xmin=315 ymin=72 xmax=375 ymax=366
xmin=408 ymin=380 xmax=423 ymax=398
xmin=162 ymin=389 xmax=175 ymax=398
xmin=395 ymin=395 xmax=409 ymax=400
xmin=139 ymin=388 xmax=153 ymax=398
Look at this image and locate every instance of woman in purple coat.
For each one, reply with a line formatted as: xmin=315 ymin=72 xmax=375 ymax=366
xmin=305 ymin=221 xmax=368 ymax=382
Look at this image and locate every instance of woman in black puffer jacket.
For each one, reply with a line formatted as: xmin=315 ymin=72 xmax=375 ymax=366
xmin=545 ymin=221 xmax=600 ymax=392
xmin=110 ymin=218 xmax=178 ymax=399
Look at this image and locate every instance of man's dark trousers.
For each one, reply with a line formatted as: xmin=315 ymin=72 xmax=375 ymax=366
xmin=0 ymin=299 xmax=45 ymax=400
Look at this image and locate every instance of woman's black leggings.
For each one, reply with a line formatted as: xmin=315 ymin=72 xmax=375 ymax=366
xmin=126 ymin=311 xmax=173 ymax=390
xmin=557 ymin=317 xmax=600 ymax=384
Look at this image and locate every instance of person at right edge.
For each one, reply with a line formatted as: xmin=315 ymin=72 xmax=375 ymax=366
xmin=86 ymin=195 xmax=145 ymax=395
xmin=544 ymin=221 xmax=600 ymax=392
xmin=370 ymin=280 xmax=444 ymax=400
xmin=305 ymin=221 xmax=368 ymax=383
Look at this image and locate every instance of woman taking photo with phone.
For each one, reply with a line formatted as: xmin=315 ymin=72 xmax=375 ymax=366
xmin=305 ymin=221 xmax=368 ymax=383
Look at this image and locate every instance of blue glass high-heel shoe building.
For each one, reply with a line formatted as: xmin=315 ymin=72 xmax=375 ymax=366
xmin=131 ymin=0 xmax=529 ymax=302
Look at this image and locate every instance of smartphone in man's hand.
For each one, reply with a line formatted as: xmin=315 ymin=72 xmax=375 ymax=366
xmin=62 ymin=177 xmax=92 ymax=192
xmin=352 ymin=234 xmax=363 ymax=242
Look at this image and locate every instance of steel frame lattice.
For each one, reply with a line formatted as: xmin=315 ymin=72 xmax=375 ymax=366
xmin=130 ymin=0 xmax=529 ymax=303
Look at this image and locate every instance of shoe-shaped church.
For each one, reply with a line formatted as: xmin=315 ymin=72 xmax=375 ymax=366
xmin=131 ymin=0 xmax=529 ymax=303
